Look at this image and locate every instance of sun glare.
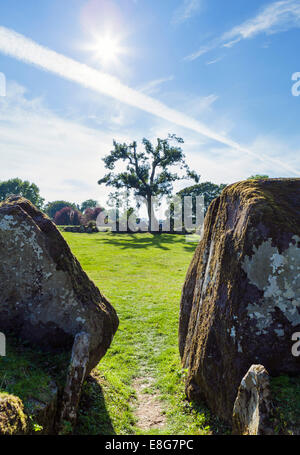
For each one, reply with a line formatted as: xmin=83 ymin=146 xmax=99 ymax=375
xmin=88 ymin=33 xmax=126 ymax=66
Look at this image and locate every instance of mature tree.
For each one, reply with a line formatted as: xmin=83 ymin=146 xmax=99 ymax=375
xmin=44 ymin=200 xmax=79 ymax=219
xmin=81 ymin=199 xmax=98 ymax=213
xmin=0 ymin=178 xmax=44 ymax=208
xmin=54 ymin=207 xmax=82 ymax=226
xmin=247 ymin=174 xmax=269 ymax=180
xmin=177 ymin=181 xmax=227 ymax=214
xmin=98 ymin=135 xmax=200 ymax=229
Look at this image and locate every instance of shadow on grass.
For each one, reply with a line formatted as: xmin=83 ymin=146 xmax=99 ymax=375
xmin=96 ymin=233 xmax=197 ymax=252
xmin=75 ymin=374 xmax=116 ymax=435
xmin=189 ymin=399 xmax=232 ymax=435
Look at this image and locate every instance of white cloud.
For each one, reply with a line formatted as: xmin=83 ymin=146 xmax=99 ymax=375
xmin=223 ymin=0 xmax=300 ymax=43
xmin=184 ymin=43 xmax=216 ymax=61
xmin=0 ymin=82 xmax=135 ymax=205
xmin=0 ymin=81 xmax=298 ymax=210
xmin=185 ymin=0 xmax=300 ymax=60
xmin=0 ymin=26 xmax=242 ymax=149
xmin=0 ymin=26 xmax=298 ymax=177
xmin=181 ymin=93 xmax=219 ymax=117
xmin=205 ymin=56 xmax=225 ymax=65
xmin=172 ymin=0 xmax=203 ymax=25
xmin=138 ymin=76 xmax=174 ymax=95
xmin=183 ymin=135 xmax=300 ymax=186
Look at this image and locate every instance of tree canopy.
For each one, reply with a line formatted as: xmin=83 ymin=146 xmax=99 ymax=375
xmin=98 ymin=135 xmax=200 ymax=228
xmin=80 ymin=199 xmax=98 ymax=213
xmin=0 ymin=178 xmax=44 ymax=208
xmin=44 ymin=200 xmax=79 ymax=219
xmin=177 ymin=181 xmax=227 ymax=214
xmin=247 ymin=174 xmax=269 ymax=180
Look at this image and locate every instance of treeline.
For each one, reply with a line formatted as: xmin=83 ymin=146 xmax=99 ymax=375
xmin=0 ymin=178 xmax=103 ymax=226
xmin=0 ymin=175 xmax=270 ymax=227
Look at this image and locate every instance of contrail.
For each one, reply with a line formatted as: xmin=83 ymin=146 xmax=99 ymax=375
xmin=0 ymin=26 xmax=298 ymax=176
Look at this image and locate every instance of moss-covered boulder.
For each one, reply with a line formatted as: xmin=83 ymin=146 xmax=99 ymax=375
xmin=179 ymin=179 xmax=300 ymax=422
xmin=0 ymin=196 xmax=119 ymax=375
xmin=0 ymin=393 xmax=27 ymax=435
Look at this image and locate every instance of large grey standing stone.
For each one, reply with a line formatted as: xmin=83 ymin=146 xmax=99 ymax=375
xmin=232 ymin=364 xmax=274 ymax=435
xmin=179 ymin=179 xmax=300 ymax=422
xmin=0 ymin=196 xmax=119 ymax=375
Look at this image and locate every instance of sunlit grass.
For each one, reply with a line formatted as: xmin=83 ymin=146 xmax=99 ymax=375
xmin=63 ymin=231 xmax=214 ymax=435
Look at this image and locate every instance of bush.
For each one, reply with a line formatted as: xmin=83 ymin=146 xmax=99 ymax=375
xmin=83 ymin=207 xmax=104 ymax=225
xmin=54 ymin=207 xmax=82 ymax=226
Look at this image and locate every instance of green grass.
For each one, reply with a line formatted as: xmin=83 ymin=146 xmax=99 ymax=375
xmin=0 ymin=338 xmax=70 ymax=432
xmin=63 ymin=231 xmax=215 ymax=435
xmin=270 ymin=375 xmax=300 ymax=434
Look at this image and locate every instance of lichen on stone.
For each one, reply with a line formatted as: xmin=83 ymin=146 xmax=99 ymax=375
xmin=243 ymin=235 xmax=300 ymax=334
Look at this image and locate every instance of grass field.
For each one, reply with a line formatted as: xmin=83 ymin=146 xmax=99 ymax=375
xmin=62 ymin=231 xmax=225 ymax=435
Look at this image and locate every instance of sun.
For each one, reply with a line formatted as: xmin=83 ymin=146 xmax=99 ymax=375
xmin=88 ymin=32 xmax=126 ymax=66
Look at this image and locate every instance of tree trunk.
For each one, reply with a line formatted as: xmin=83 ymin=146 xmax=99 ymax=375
xmin=146 ymin=194 xmax=158 ymax=232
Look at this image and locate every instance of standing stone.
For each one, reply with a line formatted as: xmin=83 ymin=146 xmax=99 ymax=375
xmin=232 ymin=364 xmax=274 ymax=435
xmin=59 ymin=332 xmax=90 ymax=432
xmin=0 ymin=196 xmax=119 ymax=375
xmin=179 ymin=179 xmax=300 ymax=422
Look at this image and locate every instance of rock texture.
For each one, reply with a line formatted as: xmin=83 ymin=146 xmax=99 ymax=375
xmin=179 ymin=179 xmax=300 ymax=422
xmin=0 ymin=196 xmax=119 ymax=375
xmin=59 ymin=332 xmax=90 ymax=432
xmin=232 ymin=364 xmax=274 ymax=435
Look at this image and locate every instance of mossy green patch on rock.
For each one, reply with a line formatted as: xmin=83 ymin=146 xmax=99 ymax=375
xmin=0 ymin=393 xmax=27 ymax=435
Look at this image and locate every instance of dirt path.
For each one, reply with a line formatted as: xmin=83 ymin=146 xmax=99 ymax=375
xmin=133 ymin=377 xmax=167 ymax=431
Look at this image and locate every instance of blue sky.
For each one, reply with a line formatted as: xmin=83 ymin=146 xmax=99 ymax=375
xmin=0 ymin=0 xmax=299 ymax=205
